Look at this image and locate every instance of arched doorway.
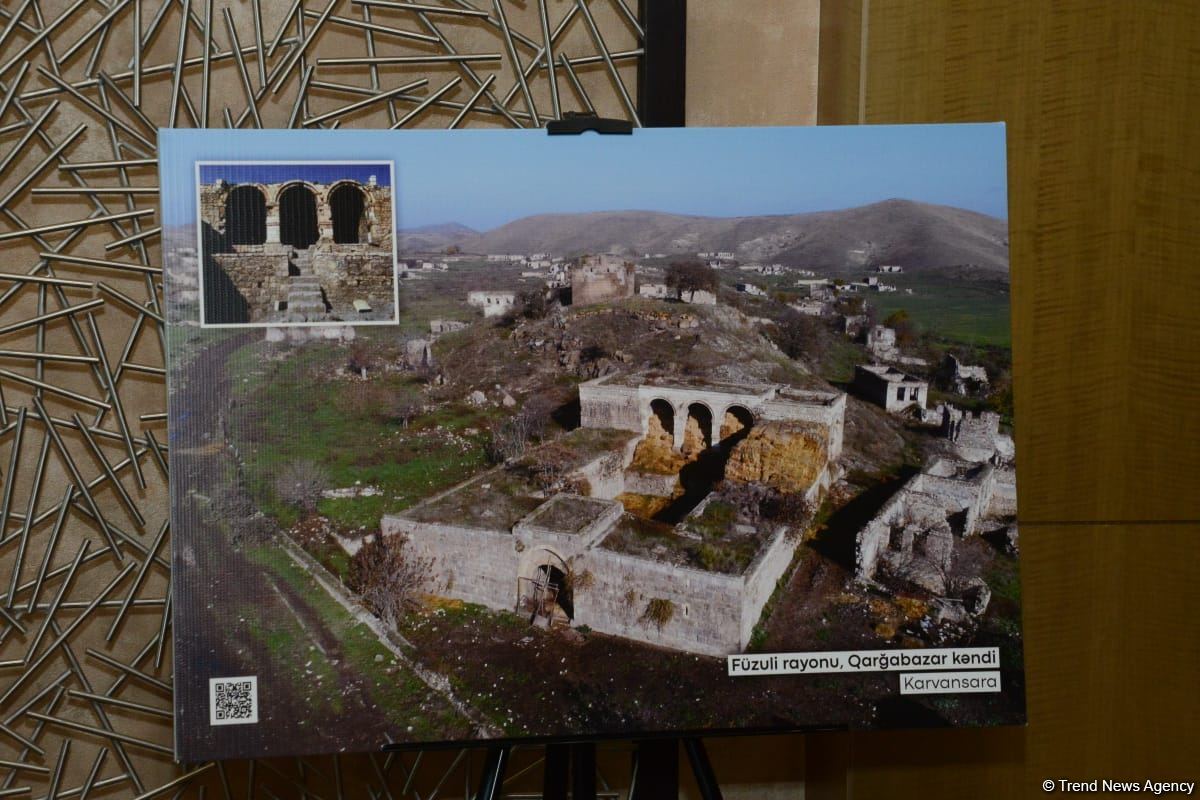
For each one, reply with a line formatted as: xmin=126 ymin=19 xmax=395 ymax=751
xmin=519 ymin=549 xmax=574 ymax=627
xmin=682 ymin=402 xmax=712 ymax=458
xmin=224 ymin=186 xmax=266 ymax=245
xmin=720 ymin=405 xmax=754 ymax=446
xmin=278 ymin=184 xmax=319 ymax=249
xmin=648 ymin=398 xmax=674 ymax=444
xmin=329 ymin=183 xmax=365 ymax=244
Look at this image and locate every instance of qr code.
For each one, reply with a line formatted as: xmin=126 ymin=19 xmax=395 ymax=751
xmin=209 ymin=676 xmax=258 ymax=726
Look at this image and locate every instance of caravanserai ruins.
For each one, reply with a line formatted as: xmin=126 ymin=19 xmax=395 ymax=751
xmin=199 ymin=175 xmax=395 ymax=324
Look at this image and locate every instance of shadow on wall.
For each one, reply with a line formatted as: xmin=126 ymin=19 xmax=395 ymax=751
xmin=201 ymin=222 xmax=250 ymax=325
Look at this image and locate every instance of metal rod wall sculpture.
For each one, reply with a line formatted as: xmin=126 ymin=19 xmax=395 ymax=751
xmin=0 ymin=0 xmax=671 ymax=795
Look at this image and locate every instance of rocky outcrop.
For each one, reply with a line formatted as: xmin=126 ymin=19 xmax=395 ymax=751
xmin=723 ymin=422 xmax=829 ymax=493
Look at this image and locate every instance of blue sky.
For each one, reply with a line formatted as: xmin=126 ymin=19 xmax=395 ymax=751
xmin=160 ymin=124 xmax=1007 ymax=230
xmin=198 ymin=162 xmax=391 ymax=187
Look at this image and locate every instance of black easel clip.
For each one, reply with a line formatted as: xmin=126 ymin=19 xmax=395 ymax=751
xmin=546 ymin=112 xmax=634 ymax=135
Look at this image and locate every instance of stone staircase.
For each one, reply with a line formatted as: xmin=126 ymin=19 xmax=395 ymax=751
xmin=284 ymin=249 xmax=327 ymax=322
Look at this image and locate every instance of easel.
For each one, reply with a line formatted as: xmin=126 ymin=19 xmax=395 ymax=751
xmin=457 ymin=17 xmax=698 ymax=797
xmin=473 ymin=738 xmax=725 ymax=800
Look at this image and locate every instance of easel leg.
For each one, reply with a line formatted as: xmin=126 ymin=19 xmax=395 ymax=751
xmin=630 ymin=739 xmax=679 ymax=800
xmin=571 ymin=742 xmax=597 ymax=800
xmin=543 ymin=743 xmax=570 ymax=800
xmin=476 ymin=746 xmax=510 ymax=800
xmin=683 ymin=738 xmax=724 ymax=800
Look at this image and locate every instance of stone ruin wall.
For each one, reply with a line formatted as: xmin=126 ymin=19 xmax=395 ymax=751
xmin=570 ymin=260 xmax=636 ymax=306
xmin=199 ymin=178 xmax=394 ymax=320
xmin=310 ymin=252 xmax=395 ymax=311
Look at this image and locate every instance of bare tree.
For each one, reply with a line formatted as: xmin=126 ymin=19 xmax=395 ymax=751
xmin=348 ymin=535 xmax=432 ymax=627
xmin=274 ymin=460 xmax=332 ymax=515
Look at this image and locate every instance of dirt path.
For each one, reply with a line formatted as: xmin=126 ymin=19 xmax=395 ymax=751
xmin=170 ymin=334 xmax=474 ymax=759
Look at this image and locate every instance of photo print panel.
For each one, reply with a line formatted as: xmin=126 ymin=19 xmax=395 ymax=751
xmin=160 ymin=125 xmax=1023 ymax=761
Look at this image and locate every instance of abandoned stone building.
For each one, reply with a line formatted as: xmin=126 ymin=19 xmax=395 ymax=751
xmin=569 ymin=254 xmax=636 ymax=306
xmin=937 ymin=353 xmax=990 ymax=395
xmin=198 ymin=175 xmax=395 ymax=324
xmin=855 ymin=456 xmax=1013 ymax=595
xmin=375 ymin=374 xmax=847 ymax=656
xmin=467 ymin=290 xmax=516 ymax=317
xmin=854 ymin=364 xmax=929 ymax=413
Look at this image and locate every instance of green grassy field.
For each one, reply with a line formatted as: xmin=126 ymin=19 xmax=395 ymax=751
xmin=858 ymin=273 xmax=1012 ymax=348
xmin=243 ymin=542 xmax=469 ymax=739
xmin=225 ymin=339 xmax=495 ymax=531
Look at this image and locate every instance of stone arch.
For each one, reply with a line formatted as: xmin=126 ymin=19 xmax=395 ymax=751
xmin=519 ymin=547 xmax=574 ymax=622
xmin=278 ymin=183 xmax=319 ymax=249
xmin=682 ymin=402 xmax=714 ymax=457
xmin=720 ymin=404 xmax=755 ymax=445
xmin=647 ymin=398 xmax=674 ymax=444
xmin=328 ymin=181 xmax=368 ymax=244
xmin=224 ymin=185 xmax=266 ymax=245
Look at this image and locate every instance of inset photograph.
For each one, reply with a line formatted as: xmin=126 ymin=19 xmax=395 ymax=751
xmin=195 ymin=161 xmax=397 ymax=326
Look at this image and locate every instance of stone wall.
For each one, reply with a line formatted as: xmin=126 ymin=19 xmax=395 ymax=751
xmin=311 ymin=251 xmax=395 ymax=311
xmin=380 ymin=517 xmax=518 ymax=610
xmin=209 ymin=251 xmax=291 ymax=322
xmin=572 ymin=548 xmax=746 ymax=656
xmin=570 ymin=256 xmax=636 ymax=306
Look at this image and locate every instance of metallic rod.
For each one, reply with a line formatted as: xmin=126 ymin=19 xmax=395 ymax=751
xmin=494 ymin=0 xmax=537 ymax=126
xmin=448 ymin=73 xmax=494 ymax=128
xmin=287 ymin=64 xmax=315 ymax=128
xmin=302 ymin=77 xmax=427 ymax=126
xmin=0 ymin=208 xmax=150 ymax=243
xmin=106 ymin=518 xmax=166 ymax=640
xmin=32 ymin=186 xmax=157 ymax=195
xmin=33 ymin=68 xmax=154 ymax=151
xmin=167 ymin=0 xmax=188 ymax=125
xmin=350 ymin=0 xmax=489 ymax=17
xmin=270 ymin=0 xmax=338 ymax=94
xmin=0 ymin=100 xmax=58 ymax=178
xmin=58 ymin=0 xmax=133 ymax=64
xmin=309 ymin=79 xmax=533 ymax=121
xmin=0 ymin=408 xmax=26 ymax=557
xmin=18 ymin=41 xmax=297 ymax=102
xmin=537 ymin=0 xmax=560 ymax=119
xmin=25 ymin=488 xmax=71 ymax=614
xmin=0 ymin=271 xmax=93 ymax=288
xmin=73 ymin=412 xmax=145 ymax=526
xmin=103 ymin=225 xmax=160 ymax=251
xmin=37 ymin=251 xmax=162 ymax=275
xmin=390 ymin=76 xmax=461 ymax=128
xmin=574 ymin=0 xmax=640 ymax=125
xmin=30 ymin=397 xmax=122 ymax=560
xmin=317 ymin=53 xmax=500 ymax=66
xmin=97 ymin=278 xmax=162 ymax=321
xmin=0 ymin=298 xmax=105 ymax=336
xmin=0 ymin=0 xmax=90 ymax=77
xmin=0 ymin=369 xmax=111 ymax=410
xmin=267 ymin=0 xmax=302 ymax=57
xmin=132 ymin=0 xmax=141 ymax=104
xmin=0 ymin=350 xmax=98 ymax=363
xmin=304 ymin=9 xmax=438 ymax=44
xmin=84 ymin=648 xmax=171 ymax=693
xmin=27 ymin=709 xmax=169 ymax=756
xmin=6 ymin=431 xmax=49 ymax=613
xmin=250 ymin=0 xmax=267 ymax=88
xmin=406 ymin=6 xmax=522 ymax=126
xmin=0 ymin=123 xmax=88 ymax=211
xmin=86 ymin=313 xmax=145 ymax=489
xmin=559 ymin=51 xmax=594 ymax=113
xmin=200 ymin=0 xmax=212 ymax=125
xmin=59 ymin=157 xmax=155 ymax=171
xmin=610 ymin=0 xmax=643 ymax=36
xmin=223 ymin=7 xmax=262 ymax=127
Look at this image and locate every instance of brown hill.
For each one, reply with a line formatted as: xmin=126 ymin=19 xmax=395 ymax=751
xmin=411 ymin=199 xmax=1008 ymax=275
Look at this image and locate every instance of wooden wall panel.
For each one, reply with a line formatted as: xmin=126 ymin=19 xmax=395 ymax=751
xmin=857 ymin=1 xmax=1200 ymax=522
